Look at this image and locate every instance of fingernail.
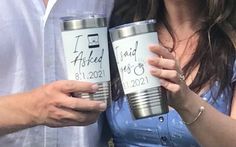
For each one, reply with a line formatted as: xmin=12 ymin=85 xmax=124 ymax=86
xmin=159 ymin=79 xmax=165 ymax=85
xmin=148 ymin=44 xmax=156 ymax=48
xmin=92 ymin=84 xmax=99 ymax=92
xmin=148 ymin=58 xmax=155 ymax=63
xmin=149 ymin=67 xmax=157 ymax=73
xmin=99 ymin=102 xmax=107 ymax=111
xmin=148 ymin=57 xmax=154 ymax=60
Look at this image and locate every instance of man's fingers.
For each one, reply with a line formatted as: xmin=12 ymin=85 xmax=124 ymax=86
xmin=148 ymin=56 xmax=176 ymax=70
xmin=58 ymin=96 xmax=107 ymax=112
xmin=45 ymin=108 xmax=100 ymax=127
xmin=48 ymin=107 xmax=100 ymax=127
xmin=55 ymin=80 xmax=99 ymax=93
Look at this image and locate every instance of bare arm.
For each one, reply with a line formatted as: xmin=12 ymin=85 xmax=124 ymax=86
xmin=148 ymin=44 xmax=236 ymax=147
xmin=0 ymin=93 xmax=37 ymax=135
xmin=230 ymin=88 xmax=236 ymax=119
xmin=176 ymin=88 xmax=236 ymax=147
xmin=0 ymin=80 xmax=106 ymax=136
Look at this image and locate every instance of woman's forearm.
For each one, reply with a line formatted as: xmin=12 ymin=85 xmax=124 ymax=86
xmin=148 ymin=44 xmax=236 ymax=146
xmin=176 ymin=91 xmax=236 ymax=147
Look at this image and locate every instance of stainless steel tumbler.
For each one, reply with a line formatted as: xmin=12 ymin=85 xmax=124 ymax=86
xmin=61 ymin=16 xmax=111 ymax=104
xmin=109 ymin=20 xmax=168 ymax=119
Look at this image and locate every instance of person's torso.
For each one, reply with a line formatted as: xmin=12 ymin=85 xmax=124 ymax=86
xmin=0 ymin=0 xmax=114 ymax=146
xmin=106 ymin=59 xmax=236 ymax=147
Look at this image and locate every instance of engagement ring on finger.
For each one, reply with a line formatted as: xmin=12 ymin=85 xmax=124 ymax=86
xmin=179 ymin=73 xmax=185 ymax=81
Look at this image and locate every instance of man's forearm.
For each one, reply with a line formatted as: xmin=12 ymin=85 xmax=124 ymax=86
xmin=0 ymin=93 xmax=37 ymax=136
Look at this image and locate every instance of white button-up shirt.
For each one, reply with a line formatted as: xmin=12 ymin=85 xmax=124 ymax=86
xmin=0 ymin=0 xmax=114 ymax=146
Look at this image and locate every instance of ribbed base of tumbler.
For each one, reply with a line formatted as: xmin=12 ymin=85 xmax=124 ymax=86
xmin=74 ymin=82 xmax=111 ymax=105
xmin=127 ymin=87 xmax=168 ymax=119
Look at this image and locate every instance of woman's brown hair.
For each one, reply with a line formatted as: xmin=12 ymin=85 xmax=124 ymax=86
xmin=109 ymin=0 xmax=236 ymax=100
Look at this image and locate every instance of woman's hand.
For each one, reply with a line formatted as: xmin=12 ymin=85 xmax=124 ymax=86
xmin=148 ymin=44 xmax=192 ymax=111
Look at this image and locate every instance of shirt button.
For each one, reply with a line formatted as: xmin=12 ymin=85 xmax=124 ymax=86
xmin=161 ymin=136 xmax=168 ymax=141
xmin=159 ymin=116 xmax=164 ymax=122
xmin=161 ymin=136 xmax=168 ymax=145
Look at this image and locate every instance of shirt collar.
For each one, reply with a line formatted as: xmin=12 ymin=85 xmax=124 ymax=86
xmin=43 ymin=0 xmax=58 ymax=27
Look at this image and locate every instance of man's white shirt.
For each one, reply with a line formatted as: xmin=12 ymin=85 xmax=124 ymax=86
xmin=0 ymin=0 xmax=113 ymax=146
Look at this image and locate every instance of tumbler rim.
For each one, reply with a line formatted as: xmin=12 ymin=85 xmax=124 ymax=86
xmin=109 ymin=19 xmax=156 ymax=41
xmin=61 ymin=15 xmax=107 ymax=31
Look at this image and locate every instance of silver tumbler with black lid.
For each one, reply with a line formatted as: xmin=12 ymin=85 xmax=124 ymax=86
xmin=61 ymin=15 xmax=111 ymax=104
xmin=109 ymin=20 xmax=168 ymax=119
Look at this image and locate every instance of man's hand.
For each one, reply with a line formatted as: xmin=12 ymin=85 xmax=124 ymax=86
xmin=26 ymin=80 xmax=106 ymax=127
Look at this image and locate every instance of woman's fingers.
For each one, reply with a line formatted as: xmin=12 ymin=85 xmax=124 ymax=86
xmin=149 ymin=44 xmax=175 ymax=59
xmin=159 ymin=79 xmax=181 ymax=93
xmin=148 ymin=56 xmax=176 ymax=70
xmin=147 ymin=44 xmax=192 ymax=111
xmin=150 ymin=67 xmax=179 ymax=83
xmin=148 ymin=44 xmax=184 ymax=84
